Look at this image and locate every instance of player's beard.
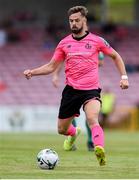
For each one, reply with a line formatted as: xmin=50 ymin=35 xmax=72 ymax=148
xmin=71 ymin=26 xmax=83 ymax=34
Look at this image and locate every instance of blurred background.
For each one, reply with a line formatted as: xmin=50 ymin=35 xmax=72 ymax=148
xmin=0 ymin=0 xmax=139 ymax=133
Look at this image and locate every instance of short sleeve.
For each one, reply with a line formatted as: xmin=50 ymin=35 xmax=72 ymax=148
xmin=52 ymin=41 xmax=65 ymax=61
xmin=97 ymin=37 xmax=113 ymax=55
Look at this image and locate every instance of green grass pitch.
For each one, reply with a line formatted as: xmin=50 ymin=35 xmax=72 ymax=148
xmin=0 ymin=130 xmax=139 ymax=179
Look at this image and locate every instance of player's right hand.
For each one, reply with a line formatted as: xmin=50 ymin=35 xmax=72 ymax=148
xmin=24 ymin=69 xmax=32 ymax=79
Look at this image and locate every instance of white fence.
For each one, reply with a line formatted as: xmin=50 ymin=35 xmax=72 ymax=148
xmin=0 ymin=105 xmax=86 ymax=132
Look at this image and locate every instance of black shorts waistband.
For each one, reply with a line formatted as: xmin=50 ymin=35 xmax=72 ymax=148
xmin=65 ymin=85 xmax=101 ymax=93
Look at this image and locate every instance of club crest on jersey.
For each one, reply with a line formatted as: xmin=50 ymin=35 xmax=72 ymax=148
xmin=67 ymin=45 xmax=71 ymax=48
xmin=85 ymin=43 xmax=92 ymax=49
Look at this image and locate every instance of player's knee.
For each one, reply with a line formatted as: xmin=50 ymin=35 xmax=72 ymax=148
xmin=58 ymin=126 xmax=67 ymax=135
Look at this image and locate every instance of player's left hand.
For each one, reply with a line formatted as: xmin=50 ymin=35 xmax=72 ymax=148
xmin=120 ymin=79 xmax=129 ymax=89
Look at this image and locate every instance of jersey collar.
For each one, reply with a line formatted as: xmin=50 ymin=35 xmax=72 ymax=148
xmin=72 ymin=31 xmax=89 ymax=41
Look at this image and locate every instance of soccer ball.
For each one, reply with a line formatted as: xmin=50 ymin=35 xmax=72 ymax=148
xmin=37 ymin=148 xmax=59 ymax=170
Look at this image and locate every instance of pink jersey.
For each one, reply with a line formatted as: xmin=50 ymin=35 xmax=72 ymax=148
xmin=52 ymin=32 xmax=113 ymax=90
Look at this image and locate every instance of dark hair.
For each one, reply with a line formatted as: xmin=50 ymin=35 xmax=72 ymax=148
xmin=68 ymin=6 xmax=88 ymax=17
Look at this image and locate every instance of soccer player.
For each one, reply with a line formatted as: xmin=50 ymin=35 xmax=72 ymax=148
xmin=24 ymin=6 xmax=129 ymax=166
xmin=52 ymin=52 xmax=104 ymax=151
xmin=100 ymin=87 xmax=116 ymax=128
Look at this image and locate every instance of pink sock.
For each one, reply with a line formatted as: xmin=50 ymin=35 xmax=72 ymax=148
xmin=91 ymin=125 xmax=104 ymax=147
xmin=66 ymin=124 xmax=76 ymax=136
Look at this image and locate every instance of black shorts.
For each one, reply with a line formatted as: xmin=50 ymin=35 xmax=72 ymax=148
xmin=58 ymin=85 xmax=101 ymax=119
